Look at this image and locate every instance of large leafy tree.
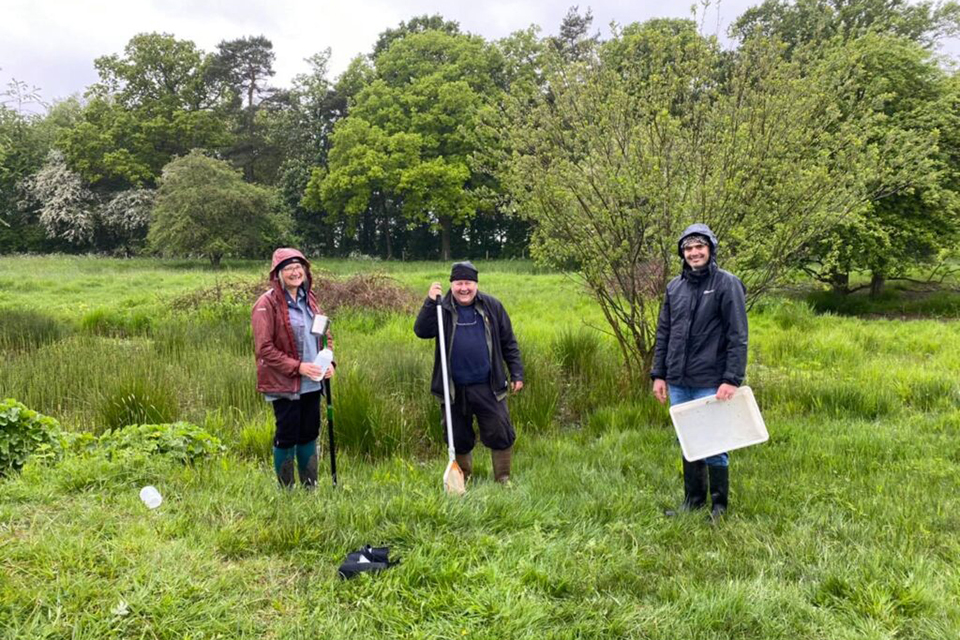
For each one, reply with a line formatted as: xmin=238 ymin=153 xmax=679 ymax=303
xmin=314 ymin=27 xmax=506 ymax=259
xmin=500 ymin=20 xmax=937 ymax=380
xmin=731 ymin=0 xmax=960 ymax=49
xmin=803 ymin=35 xmax=960 ymax=293
xmin=148 ymin=150 xmax=286 ymax=266
xmin=733 ymin=2 xmax=960 ymax=294
xmin=372 ymin=14 xmax=462 ymax=58
xmin=93 ymin=32 xmax=220 ymax=112
xmin=304 ymin=118 xmax=419 ymax=259
xmin=0 ymin=83 xmax=46 ymax=245
xmin=60 ymin=33 xmax=230 ymax=190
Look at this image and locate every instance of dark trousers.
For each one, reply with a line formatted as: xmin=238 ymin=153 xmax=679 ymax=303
xmin=272 ymin=390 xmax=322 ymax=448
xmin=445 ymin=383 xmax=516 ymax=454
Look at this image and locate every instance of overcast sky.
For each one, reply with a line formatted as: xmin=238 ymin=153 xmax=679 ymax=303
xmin=2 ymin=0 xmax=957 ymax=111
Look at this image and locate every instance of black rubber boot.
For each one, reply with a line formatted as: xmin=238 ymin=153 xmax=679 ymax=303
xmin=300 ymin=454 xmax=319 ymax=489
xmin=455 ymin=452 xmax=473 ymax=484
xmin=708 ymin=465 xmax=729 ymax=521
xmin=664 ymin=457 xmax=708 ymax=516
xmin=278 ymin=458 xmax=296 ymax=488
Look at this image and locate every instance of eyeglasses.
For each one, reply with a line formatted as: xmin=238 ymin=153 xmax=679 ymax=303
xmin=281 ymin=264 xmax=304 ymax=273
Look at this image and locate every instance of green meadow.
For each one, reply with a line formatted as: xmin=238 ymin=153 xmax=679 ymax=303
xmin=1 ymin=256 xmax=959 ymax=639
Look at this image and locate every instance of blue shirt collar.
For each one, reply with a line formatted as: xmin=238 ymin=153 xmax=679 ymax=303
xmin=284 ymin=286 xmax=306 ymax=306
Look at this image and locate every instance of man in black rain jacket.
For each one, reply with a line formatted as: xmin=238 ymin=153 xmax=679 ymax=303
xmin=651 ymin=223 xmax=748 ymax=519
xmin=414 ymin=261 xmax=524 ymax=483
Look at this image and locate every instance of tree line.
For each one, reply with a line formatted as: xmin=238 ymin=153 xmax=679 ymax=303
xmin=0 ymin=1 xmax=958 ymax=297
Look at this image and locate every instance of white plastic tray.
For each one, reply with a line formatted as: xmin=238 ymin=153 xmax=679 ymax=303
xmin=669 ymin=386 xmax=768 ymax=461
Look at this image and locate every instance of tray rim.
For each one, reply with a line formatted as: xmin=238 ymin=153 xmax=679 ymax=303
xmin=668 ymin=385 xmax=768 ymax=461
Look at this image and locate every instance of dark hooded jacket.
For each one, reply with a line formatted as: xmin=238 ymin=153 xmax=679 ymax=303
xmin=251 ymin=248 xmax=334 ymax=395
xmin=413 ymin=290 xmax=523 ymax=402
xmin=650 ymin=224 xmax=748 ymax=388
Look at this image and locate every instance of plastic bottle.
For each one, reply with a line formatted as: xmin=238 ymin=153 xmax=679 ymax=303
xmin=139 ymin=485 xmax=163 ymax=509
xmin=311 ymin=348 xmax=334 ymax=382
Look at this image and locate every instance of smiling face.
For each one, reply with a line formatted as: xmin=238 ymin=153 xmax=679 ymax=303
xmin=451 ymin=279 xmax=478 ymax=306
xmin=682 ymin=240 xmax=710 ymax=269
xmin=279 ymin=262 xmax=305 ymax=293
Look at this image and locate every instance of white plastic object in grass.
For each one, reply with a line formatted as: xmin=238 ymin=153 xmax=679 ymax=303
xmin=139 ymin=485 xmax=162 ymax=509
xmin=669 ymin=386 xmax=768 ymax=461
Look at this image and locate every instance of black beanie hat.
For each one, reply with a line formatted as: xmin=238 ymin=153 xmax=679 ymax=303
xmin=275 ymin=257 xmax=306 ymax=273
xmin=450 ymin=261 xmax=478 ymax=282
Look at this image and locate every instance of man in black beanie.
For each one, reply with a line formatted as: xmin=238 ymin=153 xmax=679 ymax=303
xmin=414 ymin=261 xmax=524 ymax=483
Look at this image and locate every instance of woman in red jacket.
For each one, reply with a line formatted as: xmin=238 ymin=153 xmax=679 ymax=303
xmin=251 ymin=248 xmax=334 ymax=487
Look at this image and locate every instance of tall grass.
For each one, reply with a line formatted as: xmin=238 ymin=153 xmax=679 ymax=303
xmin=0 ymin=308 xmax=69 ymax=351
xmin=807 ymin=287 xmax=960 ymax=318
xmin=2 ymin=256 xmax=959 ymax=456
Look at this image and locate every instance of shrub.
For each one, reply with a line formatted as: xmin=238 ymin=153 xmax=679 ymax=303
xmin=312 ymin=271 xmax=419 ymax=315
xmin=95 ymin=422 xmax=225 ymax=463
xmin=0 ymin=398 xmax=62 ymax=473
xmin=169 ymin=272 xmax=419 ymax=316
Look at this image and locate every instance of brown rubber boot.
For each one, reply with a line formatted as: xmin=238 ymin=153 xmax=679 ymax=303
xmin=491 ymin=446 xmax=512 ymax=484
xmin=455 ymin=452 xmax=473 ymax=484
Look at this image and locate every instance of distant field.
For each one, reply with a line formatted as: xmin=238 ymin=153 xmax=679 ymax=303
xmin=1 ymin=256 xmax=959 ymax=639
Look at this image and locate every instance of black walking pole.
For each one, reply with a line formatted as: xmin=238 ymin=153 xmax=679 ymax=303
xmin=323 ymin=335 xmax=337 ymax=488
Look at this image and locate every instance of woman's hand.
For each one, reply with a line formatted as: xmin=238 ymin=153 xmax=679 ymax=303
xmin=299 ymin=362 xmax=324 ymax=379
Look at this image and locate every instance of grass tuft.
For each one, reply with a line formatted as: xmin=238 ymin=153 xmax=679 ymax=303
xmin=98 ymin=379 xmax=180 ymax=433
xmin=0 ymin=309 xmax=68 ymax=352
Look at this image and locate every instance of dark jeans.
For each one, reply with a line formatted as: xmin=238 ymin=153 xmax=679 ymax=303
xmin=272 ymin=390 xmax=322 ymax=448
xmin=446 ymin=383 xmax=516 ymax=454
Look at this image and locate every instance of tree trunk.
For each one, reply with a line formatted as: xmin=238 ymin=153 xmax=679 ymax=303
xmin=360 ymin=211 xmax=375 ymax=256
xmin=829 ymin=271 xmax=849 ymax=295
xmin=210 ymin=253 xmax=222 ymax=268
xmin=382 ymin=215 xmax=393 ymax=260
xmin=869 ymin=273 xmax=885 ymax=297
xmin=440 ymin=216 xmax=452 ymax=261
